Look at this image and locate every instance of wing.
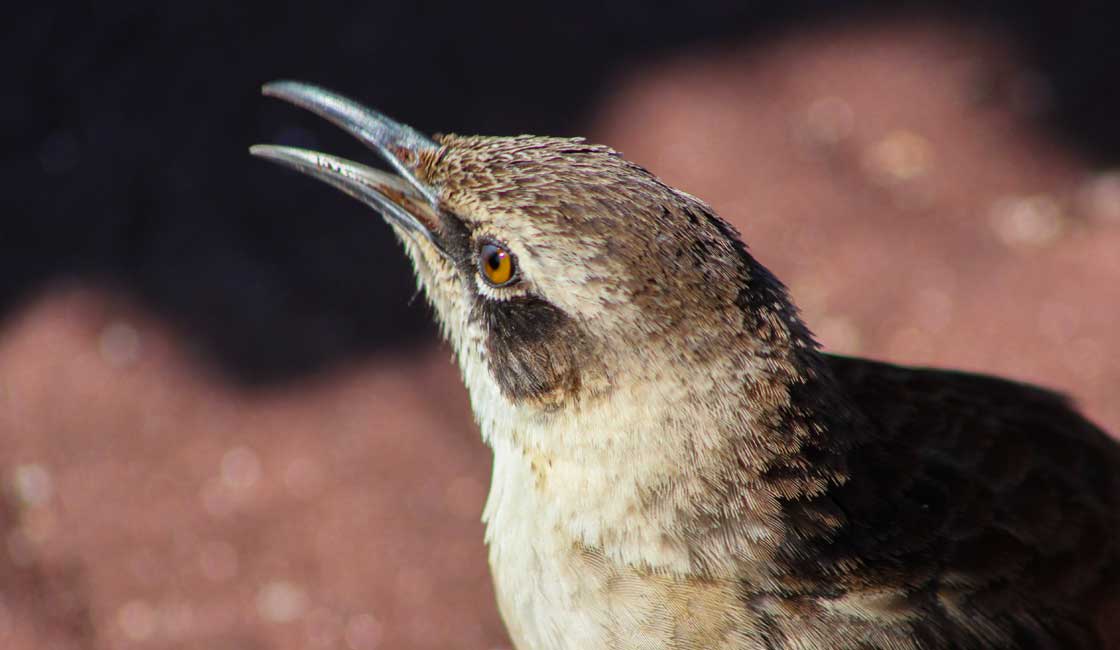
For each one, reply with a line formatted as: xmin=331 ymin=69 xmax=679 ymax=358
xmin=819 ymin=354 xmax=1120 ymax=648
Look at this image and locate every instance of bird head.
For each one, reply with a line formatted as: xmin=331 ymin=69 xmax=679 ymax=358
xmin=251 ymin=82 xmax=820 ymax=460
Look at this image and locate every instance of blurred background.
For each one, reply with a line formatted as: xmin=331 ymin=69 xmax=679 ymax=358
xmin=4 ymin=1 xmax=1120 ymax=648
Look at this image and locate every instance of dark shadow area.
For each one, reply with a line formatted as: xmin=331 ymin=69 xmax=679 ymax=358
xmin=5 ymin=0 xmax=1118 ymax=384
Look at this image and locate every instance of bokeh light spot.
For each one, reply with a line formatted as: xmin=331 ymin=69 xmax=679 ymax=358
xmin=221 ymin=446 xmax=262 ymax=490
xmin=256 ymin=580 xmax=309 ymax=623
xmin=11 ymin=464 xmax=53 ymax=506
xmin=990 ymin=194 xmax=1066 ymax=247
xmin=117 ymin=600 xmax=156 ymax=641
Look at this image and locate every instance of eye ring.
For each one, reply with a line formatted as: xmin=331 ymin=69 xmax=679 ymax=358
xmin=477 ymin=240 xmax=518 ymax=288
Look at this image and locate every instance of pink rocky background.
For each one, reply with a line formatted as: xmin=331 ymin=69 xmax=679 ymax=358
xmin=2 ymin=20 xmax=1117 ymax=650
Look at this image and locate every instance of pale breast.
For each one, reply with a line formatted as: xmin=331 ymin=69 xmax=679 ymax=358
xmin=483 ymin=439 xmax=764 ymax=650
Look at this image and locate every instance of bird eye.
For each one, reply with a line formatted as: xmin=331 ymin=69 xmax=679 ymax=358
xmin=478 ymin=242 xmax=517 ymax=287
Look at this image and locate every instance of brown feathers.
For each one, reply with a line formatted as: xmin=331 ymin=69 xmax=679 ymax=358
xmin=255 ymin=97 xmax=1120 ymax=647
xmin=421 ymin=135 xmax=1120 ymax=649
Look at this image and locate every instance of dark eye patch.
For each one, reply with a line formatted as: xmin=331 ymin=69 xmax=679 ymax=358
xmin=472 ymin=294 xmax=587 ymax=405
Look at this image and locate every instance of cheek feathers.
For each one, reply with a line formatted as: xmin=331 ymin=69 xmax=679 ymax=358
xmin=472 ymin=295 xmax=592 ymax=408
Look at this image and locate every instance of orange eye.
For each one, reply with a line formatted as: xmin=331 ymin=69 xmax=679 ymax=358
xmin=478 ymin=242 xmax=516 ymax=287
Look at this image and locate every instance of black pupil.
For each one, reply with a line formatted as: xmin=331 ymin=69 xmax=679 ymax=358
xmin=486 ymin=248 xmax=503 ymax=270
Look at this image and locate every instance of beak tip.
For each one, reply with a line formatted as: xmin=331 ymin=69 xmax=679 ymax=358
xmin=261 ymin=79 xmax=306 ymax=100
xmin=260 ymin=80 xmax=283 ymax=96
xmin=249 ymin=145 xmax=298 ymax=169
xmin=248 ymin=144 xmax=281 ymax=162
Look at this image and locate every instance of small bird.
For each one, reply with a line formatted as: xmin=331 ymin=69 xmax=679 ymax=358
xmin=251 ymin=81 xmax=1120 ymax=650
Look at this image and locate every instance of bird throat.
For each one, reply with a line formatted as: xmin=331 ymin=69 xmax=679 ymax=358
xmin=475 ymin=290 xmax=854 ymax=578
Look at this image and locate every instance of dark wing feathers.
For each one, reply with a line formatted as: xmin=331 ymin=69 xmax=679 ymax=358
xmin=822 ymin=354 xmax=1120 ymax=648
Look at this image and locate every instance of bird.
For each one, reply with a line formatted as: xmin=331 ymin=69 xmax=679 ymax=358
xmin=250 ymin=81 xmax=1120 ymax=650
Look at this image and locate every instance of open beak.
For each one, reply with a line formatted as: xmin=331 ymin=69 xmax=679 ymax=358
xmin=249 ymin=80 xmax=445 ymax=253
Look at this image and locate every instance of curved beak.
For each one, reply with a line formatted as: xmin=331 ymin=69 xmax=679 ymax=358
xmin=250 ymin=81 xmax=445 ymax=253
